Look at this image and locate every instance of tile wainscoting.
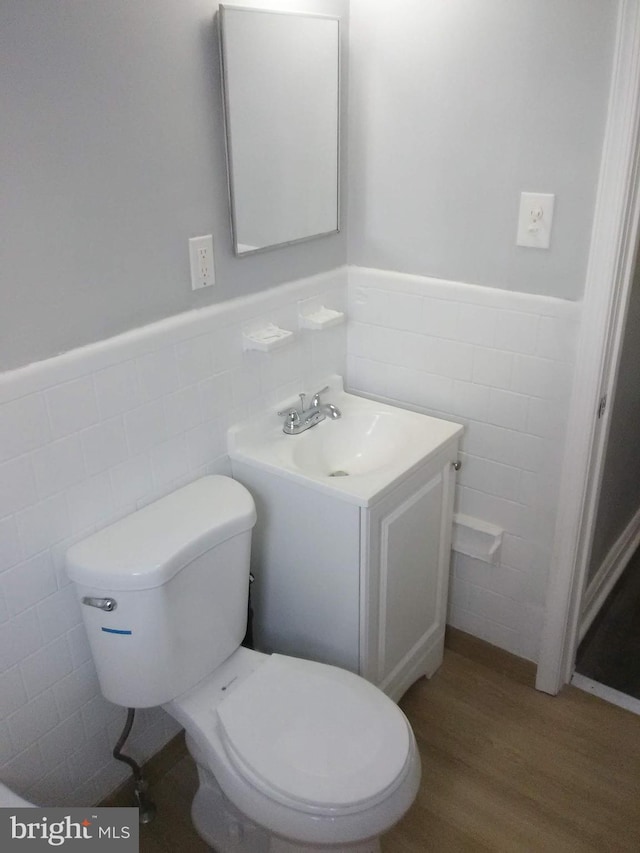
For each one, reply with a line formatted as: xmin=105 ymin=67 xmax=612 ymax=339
xmin=347 ymin=266 xmax=579 ymax=663
xmin=0 ymin=268 xmax=347 ymax=806
xmin=0 ymin=261 xmax=579 ymax=805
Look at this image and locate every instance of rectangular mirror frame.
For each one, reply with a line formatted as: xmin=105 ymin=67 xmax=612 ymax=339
xmin=218 ymin=4 xmax=341 ymax=257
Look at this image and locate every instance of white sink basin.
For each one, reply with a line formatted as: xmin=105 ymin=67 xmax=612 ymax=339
xmin=288 ymin=411 xmax=415 ymax=477
xmin=228 ymin=376 xmax=463 ymax=506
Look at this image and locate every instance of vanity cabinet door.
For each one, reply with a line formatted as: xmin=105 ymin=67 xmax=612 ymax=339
xmin=361 ymin=449 xmax=457 ymax=700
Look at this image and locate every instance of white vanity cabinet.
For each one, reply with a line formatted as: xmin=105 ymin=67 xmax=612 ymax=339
xmin=359 ymin=446 xmax=457 ymax=698
xmin=231 ymin=436 xmax=460 ymax=701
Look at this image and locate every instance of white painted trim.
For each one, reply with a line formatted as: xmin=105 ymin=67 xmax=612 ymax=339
xmin=536 ymin=0 xmax=640 ymax=694
xmin=571 ymin=674 xmax=640 ymax=717
xmin=578 ymin=504 xmax=640 ymax=642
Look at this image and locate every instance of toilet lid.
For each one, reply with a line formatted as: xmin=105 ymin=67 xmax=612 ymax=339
xmin=216 ymin=654 xmax=411 ymax=812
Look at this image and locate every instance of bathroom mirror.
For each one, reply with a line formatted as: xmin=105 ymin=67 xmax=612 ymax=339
xmin=219 ymin=5 xmax=340 ymax=255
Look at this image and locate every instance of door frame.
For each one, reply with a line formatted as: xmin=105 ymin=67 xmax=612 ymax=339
xmin=536 ymin=0 xmax=640 ymax=694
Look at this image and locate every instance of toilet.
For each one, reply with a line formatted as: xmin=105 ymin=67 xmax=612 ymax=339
xmin=66 ymin=475 xmax=420 ymax=852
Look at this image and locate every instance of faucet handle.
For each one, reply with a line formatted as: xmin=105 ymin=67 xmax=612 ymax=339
xmin=277 ymin=407 xmax=300 ymax=423
xmin=311 ymin=385 xmax=330 ymax=407
xmin=277 ymin=407 xmax=301 ymax=434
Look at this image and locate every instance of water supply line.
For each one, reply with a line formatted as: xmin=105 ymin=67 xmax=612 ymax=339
xmin=113 ymin=708 xmax=156 ymax=824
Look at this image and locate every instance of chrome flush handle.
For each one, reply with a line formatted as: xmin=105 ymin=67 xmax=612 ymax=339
xmin=82 ymin=596 xmax=118 ymax=612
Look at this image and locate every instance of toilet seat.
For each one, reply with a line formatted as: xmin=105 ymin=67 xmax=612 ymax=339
xmin=216 ymin=654 xmax=412 ymax=815
xmin=167 ymin=647 xmax=421 ymax=846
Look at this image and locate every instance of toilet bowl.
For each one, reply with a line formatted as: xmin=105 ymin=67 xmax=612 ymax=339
xmin=0 ymin=782 xmax=35 ymax=808
xmin=66 ymin=475 xmax=420 ymax=852
xmin=166 ymin=647 xmax=420 ymax=852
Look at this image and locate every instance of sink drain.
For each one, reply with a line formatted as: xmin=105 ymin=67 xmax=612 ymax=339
xmin=329 ymin=470 xmax=349 ymax=477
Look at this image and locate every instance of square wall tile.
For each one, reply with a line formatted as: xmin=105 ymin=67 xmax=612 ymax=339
xmin=536 ymin=315 xmax=578 ymax=361
xmin=20 ymin=635 xmax=73 ymax=699
xmin=66 ymin=624 xmax=92 ymax=669
xmin=434 ymin=339 xmax=474 ymax=381
xmin=472 ymin=348 xmax=513 ymax=388
xmin=0 ymin=456 xmax=37 ymax=519
xmin=45 ymin=378 xmax=99 ymax=439
xmin=487 ymin=389 xmax=529 ymax=431
xmin=421 ymin=297 xmax=459 ymax=339
xmin=7 ymin=690 xmax=60 ymax=754
xmin=175 ymin=335 xmax=214 ymax=387
xmin=109 ymin=454 xmax=153 ymax=509
xmin=1 ymin=551 xmax=57 ymax=616
xmin=0 ymin=666 xmax=28 ymax=718
xmin=37 ymin=586 xmax=82 ymax=643
xmin=136 ymin=346 xmax=180 ymax=402
xmin=163 ymin=385 xmax=203 ymax=437
xmin=52 ymin=661 xmax=101 ymax=719
xmin=449 ymin=382 xmax=490 ymax=422
xmin=494 ymin=311 xmax=539 ymax=354
xmin=457 ymin=303 xmax=498 ymax=347
xmin=150 ymin=435 xmax=190 ymax=488
xmin=0 ymin=394 xmax=50 ymax=465
xmin=1 ymin=743 xmax=46 ymax=792
xmin=0 ymin=607 xmax=43 ymax=670
xmin=0 ymin=720 xmax=15 ymax=765
xmin=37 ymin=711 xmax=84 ymax=768
xmin=124 ymin=399 xmax=168 ymax=456
xmin=0 ymin=516 xmax=22 ymax=572
xmin=65 ymin=472 xmax=115 ymax=535
xmin=81 ymin=417 xmax=128 ymax=476
xmin=32 ymin=435 xmax=86 ymax=499
xmin=93 ymin=361 xmax=140 ymax=419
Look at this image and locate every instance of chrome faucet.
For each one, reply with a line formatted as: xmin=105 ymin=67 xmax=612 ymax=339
xmin=311 ymin=386 xmax=342 ymax=420
xmin=277 ymin=386 xmax=342 ymax=435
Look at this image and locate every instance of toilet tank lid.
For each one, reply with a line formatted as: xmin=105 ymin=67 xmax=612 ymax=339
xmin=66 ymin=476 xmax=256 ymax=591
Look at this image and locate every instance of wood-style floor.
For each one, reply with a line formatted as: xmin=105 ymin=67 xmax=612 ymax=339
xmin=105 ymin=630 xmax=640 ymax=852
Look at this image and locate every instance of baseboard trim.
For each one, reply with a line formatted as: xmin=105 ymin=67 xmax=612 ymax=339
xmin=444 ymin=626 xmax=537 ymax=688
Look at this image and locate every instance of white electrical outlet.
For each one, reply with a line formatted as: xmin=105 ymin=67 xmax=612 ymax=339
xmin=516 ymin=192 xmax=555 ymax=249
xmin=189 ymin=235 xmax=215 ymax=290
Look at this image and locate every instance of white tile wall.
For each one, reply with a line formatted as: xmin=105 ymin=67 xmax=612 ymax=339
xmin=347 ymin=266 xmax=579 ymax=662
xmin=0 ymin=260 xmax=582 ymax=803
xmin=0 ymin=267 xmax=347 ymax=806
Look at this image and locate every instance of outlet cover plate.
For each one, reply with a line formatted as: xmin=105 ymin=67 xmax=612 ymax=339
xmin=189 ymin=234 xmax=215 ymax=290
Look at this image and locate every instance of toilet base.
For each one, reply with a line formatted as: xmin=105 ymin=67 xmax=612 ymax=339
xmin=190 ymin=764 xmax=381 ymax=853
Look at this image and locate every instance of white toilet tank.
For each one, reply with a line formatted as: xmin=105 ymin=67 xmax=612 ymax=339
xmin=66 ymin=476 xmax=257 ymax=708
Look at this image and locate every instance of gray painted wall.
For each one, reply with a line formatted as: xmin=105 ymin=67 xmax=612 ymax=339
xmin=588 ymin=237 xmax=640 ymax=581
xmin=0 ymin=0 xmax=348 ymax=371
xmin=348 ymin=0 xmax=617 ymax=300
xmin=1 ymin=0 xmax=620 ymax=370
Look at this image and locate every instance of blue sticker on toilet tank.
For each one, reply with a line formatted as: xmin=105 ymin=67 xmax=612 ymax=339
xmin=101 ymin=627 xmax=132 ymax=635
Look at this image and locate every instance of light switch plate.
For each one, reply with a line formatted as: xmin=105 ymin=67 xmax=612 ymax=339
xmin=516 ymin=192 xmax=555 ymax=249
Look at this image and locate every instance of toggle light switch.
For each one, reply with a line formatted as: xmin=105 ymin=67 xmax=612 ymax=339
xmin=516 ymin=192 xmax=555 ymax=249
